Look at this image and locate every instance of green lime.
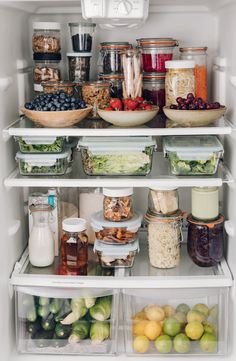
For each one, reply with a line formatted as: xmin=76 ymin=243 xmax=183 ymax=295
xmin=173 ymin=333 xmax=191 ymax=353
xmin=163 ymin=317 xmax=181 ymax=337
xmin=154 ymin=334 xmax=172 ymax=354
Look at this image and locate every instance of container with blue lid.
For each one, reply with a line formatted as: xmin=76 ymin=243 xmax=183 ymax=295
xmin=163 ymin=135 xmax=224 ymax=176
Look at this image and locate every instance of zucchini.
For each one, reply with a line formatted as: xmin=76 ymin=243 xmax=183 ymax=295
xmin=39 ymin=297 xmax=50 ymax=306
xmin=54 ymin=299 xmax=71 ymax=322
xmin=38 ymin=305 xmax=50 ymax=319
xmin=26 ymin=304 xmax=37 ymax=322
xmin=26 ymin=319 xmax=41 ymax=336
xmin=55 ymin=323 xmax=71 ymax=339
xmin=32 ymin=330 xmax=54 ymax=348
xmin=41 ymin=313 xmax=56 ymax=331
xmin=50 ymin=298 xmax=62 ymax=314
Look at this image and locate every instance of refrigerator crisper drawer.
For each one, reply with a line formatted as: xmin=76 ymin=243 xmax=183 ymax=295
xmin=15 ymin=286 xmax=118 ymax=355
xmin=123 ymin=287 xmax=229 ymax=356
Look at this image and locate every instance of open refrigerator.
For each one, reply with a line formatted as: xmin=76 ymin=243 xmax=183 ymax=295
xmin=1 ymin=0 xmax=236 ymax=360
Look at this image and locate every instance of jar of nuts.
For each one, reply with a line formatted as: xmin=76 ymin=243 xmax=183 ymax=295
xmin=81 ymin=81 xmax=111 ymax=118
xmin=33 ymin=53 xmax=61 ymax=93
xmin=42 ymin=81 xmax=75 ymax=95
xmin=32 ymin=22 xmax=61 ymax=53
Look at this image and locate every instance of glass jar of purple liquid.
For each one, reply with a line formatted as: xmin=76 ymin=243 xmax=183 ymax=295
xmin=142 ymin=73 xmax=165 ymax=111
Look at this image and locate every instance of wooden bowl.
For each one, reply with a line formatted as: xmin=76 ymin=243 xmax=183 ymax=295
xmin=163 ymin=106 xmax=227 ymax=127
xmin=21 ymin=106 xmax=93 ymax=128
xmin=97 ymin=107 xmax=159 ymax=127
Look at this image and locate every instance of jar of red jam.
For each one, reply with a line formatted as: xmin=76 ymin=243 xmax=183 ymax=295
xmin=142 ymin=73 xmax=165 ymax=111
xmin=187 ymin=214 xmax=224 ymax=267
xmin=137 ymin=38 xmax=178 ymax=73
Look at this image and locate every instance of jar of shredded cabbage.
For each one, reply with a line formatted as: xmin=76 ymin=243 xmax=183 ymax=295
xmin=165 ymin=60 xmax=195 ymax=106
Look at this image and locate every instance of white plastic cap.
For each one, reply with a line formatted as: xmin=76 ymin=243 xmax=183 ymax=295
xmin=103 ymin=187 xmax=133 ymax=197
xmin=165 ymin=60 xmax=195 ymax=69
xmin=150 ymin=186 xmax=177 ymax=191
xmin=62 ymin=218 xmax=87 ymax=232
xmin=67 ymin=52 xmax=92 ymax=57
xmin=33 ymin=22 xmax=61 ymax=30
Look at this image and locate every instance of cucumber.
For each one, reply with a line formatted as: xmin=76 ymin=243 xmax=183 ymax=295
xmin=26 ymin=304 xmax=37 ymax=322
xmin=50 ymin=298 xmax=62 ymax=314
xmin=55 ymin=323 xmax=71 ymax=339
xmin=39 ymin=297 xmax=50 ymax=306
xmin=38 ymin=305 xmax=50 ymax=319
xmin=26 ymin=319 xmax=41 ymax=336
xmin=32 ymin=330 xmax=54 ymax=348
xmin=41 ymin=313 xmax=56 ymax=331
xmin=54 ymin=299 xmax=71 ymax=322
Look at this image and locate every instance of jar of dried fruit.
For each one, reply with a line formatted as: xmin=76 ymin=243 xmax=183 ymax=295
xmin=81 ymin=81 xmax=111 ymax=118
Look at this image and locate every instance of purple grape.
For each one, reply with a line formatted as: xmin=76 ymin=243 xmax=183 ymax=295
xmin=176 ymin=97 xmax=183 ymax=104
xmin=187 ymin=93 xmax=194 ymax=100
xmin=170 ymin=104 xmax=178 ymax=109
xmin=177 ymin=105 xmax=182 ymax=110
xmin=199 ymin=103 xmax=207 ymax=110
xmin=206 ymin=104 xmax=212 ymax=110
xmin=189 ymin=104 xmax=195 ymax=110
xmin=181 ymin=105 xmax=188 ymax=110
xmin=197 ymin=97 xmax=204 ymax=104
xmin=213 ymin=102 xmax=221 ymax=109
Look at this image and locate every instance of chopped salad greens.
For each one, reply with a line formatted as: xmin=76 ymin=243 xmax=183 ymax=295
xmin=169 ymin=152 xmax=218 ymax=175
xmin=19 ymin=159 xmax=67 ymax=175
xmin=18 ymin=138 xmax=64 ymax=154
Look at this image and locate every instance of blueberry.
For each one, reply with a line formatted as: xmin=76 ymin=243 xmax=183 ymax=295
xmin=51 ymin=106 xmax=56 ymax=111
xmin=59 ymin=92 xmax=66 ymax=99
xmin=60 ymin=106 xmax=66 ymax=111
xmin=65 ymin=98 xmax=71 ymax=103
xmin=25 ymin=102 xmax=31 ymax=109
xmin=43 ymin=107 xmax=48 ymax=111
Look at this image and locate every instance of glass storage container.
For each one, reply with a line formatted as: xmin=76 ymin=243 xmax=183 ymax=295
xmin=180 ymin=46 xmax=208 ymax=101
xmin=32 ymin=22 xmax=61 ymax=53
xmin=103 ymin=187 xmax=134 ymax=222
xmin=14 ymin=136 xmax=65 ymax=154
xmin=98 ymin=42 xmax=131 ymax=74
xmin=163 ymin=135 xmax=224 ymax=176
xmin=98 ymin=73 xmax=124 ymax=98
xmin=192 ymin=187 xmax=219 ymax=222
xmin=187 ymin=214 xmax=224 ymax=267
xmin=137 ymin=38 xmax=178 ymax=73
xmin=145 ymin=210 xmax=183 ymax=269
xmin=60 ymin=218 xmax=88 ymax=274
xmin=67 ymin=52 xmax=91 ymax=82
xmin=123 ymin=287 xmax=229 ymax=356
xmin=94 ymin=239 xmax=139 ymax=268
xmin=33 ymin=53 xmax=61 ymax=92
xmin=121 ymin=49 xmax=142 ymax=98
xmin=42 ymin=81 xmax=75 ymax=95
xmin=15 ymin=150 xmax=70 ymax=176
xmin=69 ymin=22 xmax=96 ymax=52
xmin=90 ymin=211 xmax=142 ymax=245
xmin=81 ymin=81 xmax=111 ymax=117
xmin=165 ymin=60 xmax=195 ymax=106
xmin=78 ymin=136 xmax=156 ymax=176
xmin=148 ymin=187 xmax=179 ymax=216
xmin=142 ymin=73 xmax=165 ymax=110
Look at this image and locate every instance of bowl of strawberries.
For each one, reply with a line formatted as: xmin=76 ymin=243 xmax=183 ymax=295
xmin=97 ymin=97 xmax=158 ymax=127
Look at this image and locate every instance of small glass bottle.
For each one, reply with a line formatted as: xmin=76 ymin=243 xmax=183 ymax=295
xmin=60 ymin=218 xmax=88 ymax=274
xmin=180 ymin=47 xmax=208 ymax=101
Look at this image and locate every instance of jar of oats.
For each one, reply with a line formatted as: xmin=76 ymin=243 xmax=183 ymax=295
xmin=81 ymin=81 xmax=111 ymax=117
xmin=145 ymin=210 xmax=183 ymax=268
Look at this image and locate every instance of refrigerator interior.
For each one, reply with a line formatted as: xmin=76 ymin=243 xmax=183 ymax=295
xmin=0 ymin=0 xmax=236 ymax=360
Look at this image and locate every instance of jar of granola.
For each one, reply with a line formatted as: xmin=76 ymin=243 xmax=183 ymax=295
xmin=81 ymin=81 xmax=111 ymax=117
xmin=32 ymin=22 xmax=61 ymax=53
xmin=33 ymin=53 xmax=61 ymax=93
xmin=103 ymin=187 xmax=134 ymax=222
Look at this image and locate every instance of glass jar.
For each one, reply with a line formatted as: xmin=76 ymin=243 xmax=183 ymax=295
xmin=98 ymin=42 xmax=131 ymax=74
xmin=60 ymin=218 xmax=88 ymax=273
xmin=103 ymin=187 xmax=134 ymax=222
xmin=165 ymin=60 xmax=195 ymax=106
xmin=192 ymin=187 xmax=219 ymax=222
xmin=29 ymin=204 xmax=54 ymax=267
xmin=142 ymin=73 xmax=165 ymax=110
xmin=81 ymin=81 xmax=111 ymax=117
xmin=148 ymin=187 xmax=179 ymax=216
xmin=180 ymin=47 xmax=208 ymax=101
xmin=187 ymin=214 xmax=224 ymax=267
xmin=121 ymin=49 xmax=142 ymax=98
xmin=145 ymin=211 xmax=183 ymax=268
xmin=69 ymin=22 xmax=96 ymax=52
xmin=42 ymin=80 xmax=75 ymax=95
xmin=98 ymin=73 xmax=124 ymax=98
xmin=33 ymin=53 xmax=61 ymax=92
xmin=137 ymin=38 xmax=178 ymax=73
xmin=67 ymin=52 xmax=91 ymax=82
xmin=32 ymin=22 xmax=61 ymax=53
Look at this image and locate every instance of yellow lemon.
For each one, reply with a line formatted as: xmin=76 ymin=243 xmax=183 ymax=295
xmin=187 ymin=310 xmax=205 ymax=323
xmin=163 ymin=305 xmax=176 ymax=317
xmin=185 ymin=321 xmax=204 ymax=340
xmin=144 ymin=321 xmax=162 ymax=340
xmin=133 ymin=335 xmax=150 ymax=353
xmin=133 ymin=320 xmax=148 ymax=336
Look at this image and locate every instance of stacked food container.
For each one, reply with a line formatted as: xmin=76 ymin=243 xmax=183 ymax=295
xmin=32 ymin=22 xmax=62 ymax=93
xmin=92 ymin=188 xmax=142 ymax=268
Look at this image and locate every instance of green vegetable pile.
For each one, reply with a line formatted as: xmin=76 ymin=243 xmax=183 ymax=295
xmin=18 ymin=138 xmax=64 ymax=153
xmin=82 ymin=147 xmax=153 ymax=176
xmin=23 ymin=294 xmax=112 ymax=350
xmin=169 ymin=153 xmax=217 ymax=175
xmin=20 ymin=159 xmax=66 ymax=175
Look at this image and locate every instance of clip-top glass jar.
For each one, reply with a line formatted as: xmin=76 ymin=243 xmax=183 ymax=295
xmin=142 ymin=73 xmax=165 ymax=110
xmin=180 ymin=47 xmax=208 ymax=101
xmin=187 ymin=214 xmax=224 ymax=267
xmin=60 ymin=218 xmax=88 ymax=274
xmin=98 ymin=42 xmax=131 ymax=74
xmin=165 ymin=60 xmax=195 ymax=106
xmin=32 ymin=22 xmax=61 ymax=53
xmin=145 ymin=210 xmax=183 ymax=269
xmin=98 ymin=73 xmax=124 ymax=98
xmin=103 ymin=187 xmax=134 ymax=222
xmin=81 ymin=81 xmax=111 ymax=117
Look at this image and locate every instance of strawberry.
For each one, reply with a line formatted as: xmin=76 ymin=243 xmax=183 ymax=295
xmin=110 ymin=98 xmax=123 ymax=111
xmin=134 ymin=96 xmax=144 ymax=104
xmin=138 ymin=102 xmax=147 ymax=110
xmin=126 ymin=98 xmax=138 ymax=111
xmin=144 ymin=104 xmax=153 ymax=110
xmin=104 ymin=106 xmax=114 ymax=111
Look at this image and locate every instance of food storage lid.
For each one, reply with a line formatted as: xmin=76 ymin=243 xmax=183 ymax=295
xmin=69 ymin=22 xmax=96 ymax=28
xmin=100 ymin=42 xmax=132 ymax=49
xmin=165 ymin=60 xmax=195 ymax=69
xmin=78 ymin=136 xmax=156 ymax=153
xmin=103 ymin=187 xmax=133 ymax=197
xmin=33 ymin=53 xmax=62 ymax=61
xmin=163 ymin=136 xmax=223 ymax=160
xmin=91 ymin=211 xmax=142 ymax=232
xmin=98 ymin=73 xmax=124 ymax=80
xmin=66 ymin=52 xmax=92 ymax=57
xmin=16 ymin=150 xmax=70 ymax=167
xmin=145 ymin=209 xmax=183 ymax=223
xmin=94 ymin=239 xmax=139 ymax=256
xmin=187 ymin=214 xmax=224 ymax=227
xmin=62 ymin=217 xmax=87 ymax=232
xmin=29 ymin=204 xmax=52 ymax=212
xmin=136 ymin=38 xmax=178 ymax=48
xmin=42 ymin=80 xmax=74 ymax=88
xmin=150 ymin=186 xmax=177 ymax=191
xmin=16 ymin=136 xmax=62 ymax=145
xmin=180 ymin=47 xmax=208 ymax=53
xmin=33 ymin=22 xmax=61 ymax=30
xmin=81 ymin=81 xmax=111 ymax=88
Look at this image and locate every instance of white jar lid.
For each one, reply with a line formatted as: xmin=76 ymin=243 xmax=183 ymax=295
xmin=165 ymin=60 xmax=195 ymax=69
xmin=62 ymin=218 xmax=86 ymax=232
xmin=103 ymin=187 xmax=133 ymax=197
xmin=67 ymin=52 xmax=92 ymax=57
xmin=33 ymin=22 xmax=61 ymax=31
xmin=150 ymin=186 xmax=177 ymax=191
